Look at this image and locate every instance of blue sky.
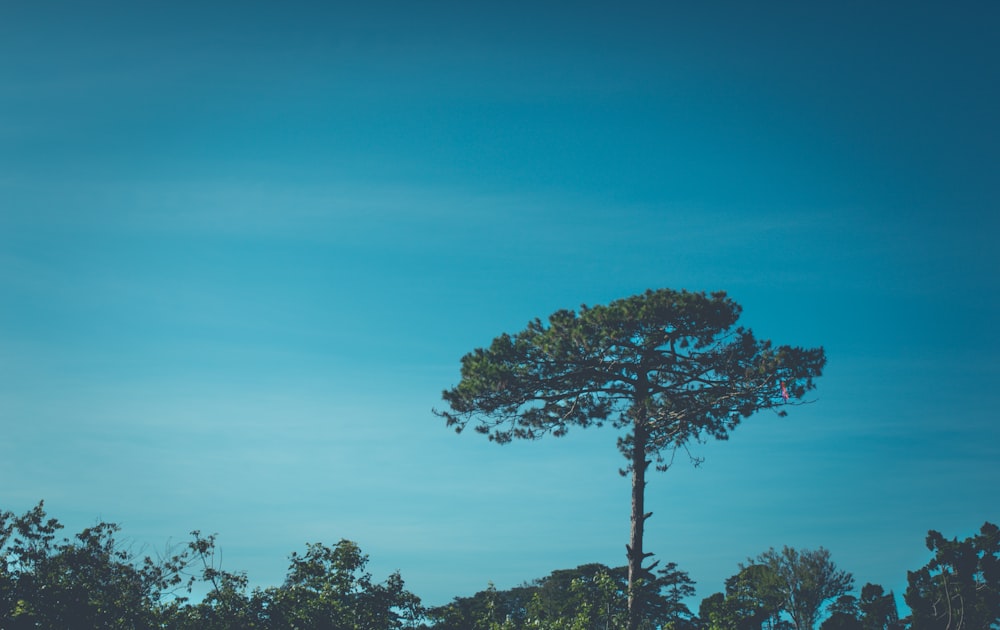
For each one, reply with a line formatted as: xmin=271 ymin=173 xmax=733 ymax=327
xmin=2 ymin=0 xmax=998 ymax=612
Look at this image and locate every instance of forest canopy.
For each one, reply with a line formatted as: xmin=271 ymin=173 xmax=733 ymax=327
xmin=1 ymin=502 xmax=996 ymax=629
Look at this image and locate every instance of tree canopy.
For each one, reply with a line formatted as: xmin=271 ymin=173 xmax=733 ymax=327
xmin=425 ymin=561 xmax=697 ymax=630
xmin=904 ymin=522 xmax=1000 ymax=629
xmin=439 ymin=289 xmax=824 ymax=465
xmin=2 ymin=501 xmax=998 ymax=628
xmin=700 ymin=563 xmax=789 ymax=629
xmin=0 ymin=502 xmax=422 ymax=630
xmin=743 ymin=546 xmax=855 ymax=630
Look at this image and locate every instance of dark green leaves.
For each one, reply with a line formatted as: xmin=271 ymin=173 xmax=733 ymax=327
xmin=425 ymin=561 xmax=698 ymax=629
xmin=437 ymin=288 xmax=825 ymax=468
xmin=0 ymin=503 xmax=423 ymax=629
xmin=905 ymin=522 xmax=1000 ymax=629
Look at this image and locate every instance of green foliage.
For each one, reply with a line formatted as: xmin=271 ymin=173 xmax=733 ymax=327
xmin=699 ymin=564 xmax=790 ymax=630
xmin=262 ymin=540 xmax=422 ymax=629
xmin=700 ymin=559 xmax=898 ymax=630
xmin=0 ymin=502 xmax=422 ymax=630
xmin=4 ymin=500 xmax=1000 ymax=630
xmin=163 ymin=531 xmax=265 ymax=629
xmin=0 ymin=501 xmax=196 ymax=629
xmin=727 ymin=546 xmax=853 ymax=630
xmin=425 ymin=579 xmax=537 ymax=629
xmin=818 ymin=595 xmax=864 ymax=629
xmin=523 ymin=565 xmax=632 ymax=629
xmin=904 ymin=522 xmax=999 ymax=629
xmin=438 ymin=288 xmax=825 ymax=469
xmin=857 ymin=583 xmax=901 ymax=630
xmin=425 ymin=562 xmax=696 ymax=630
xmin=820 ymin=610 xmax=863 ymax=630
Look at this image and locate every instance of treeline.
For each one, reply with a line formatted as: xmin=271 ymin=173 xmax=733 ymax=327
xmin=1 ymin=502 xmax=997 ymax=629
xmin=430 ymin=528 xmax=999 ymax=630
xmin=0 ymin=502 xmax=421 ymax=629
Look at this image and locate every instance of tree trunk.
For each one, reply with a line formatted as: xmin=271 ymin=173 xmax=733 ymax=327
xmin=627 ymin=415 xmax=651 ymax=630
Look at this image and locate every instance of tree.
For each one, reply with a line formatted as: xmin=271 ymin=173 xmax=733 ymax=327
xmin=0 ymin=501 xmax=198 ymax=629
xmin=437 ymin=288 xmax=825 ymax=629
xmin=527 ymin=561 xmax=697 ymax=629
xmin=819 ymin=595 xmax=861 ymax=630
xmin=745 ymin=546 xmax=854 ymax=630
xmin=260 ymin=539 xmax=423 ymax=629
xmin=426 ymin=561 xmax=696 ymax=629
xmin=162 ymin=531 xmax=265 ymax=630
xmin=857 ymin=583 xmax=901 ymax=630
xmin=525 ymin=564 xmax=628 ymax=627
xmin=904 ymin=521 xmax=999 ymax=629
xmin=642 ymin=561 xmax=699 ymax=629
xmin=814 ymin=585 xmax=902 ymax=630
xmin=700 ymin=564 xmax=791 ymax=629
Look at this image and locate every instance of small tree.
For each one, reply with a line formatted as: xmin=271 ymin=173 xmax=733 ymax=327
xmin=744 ymin=546 xmax=854 ymax=630
xmin=701 ymin=564 xmax=790 ymax=629
xmin=262 ymin=539 xmax=422 ymax=629
xmin=437 ymin=289 xmax=825 ymax=629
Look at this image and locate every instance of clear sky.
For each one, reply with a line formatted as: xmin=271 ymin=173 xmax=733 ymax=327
xmin=2 ymin=0 xmax=998 ymax=612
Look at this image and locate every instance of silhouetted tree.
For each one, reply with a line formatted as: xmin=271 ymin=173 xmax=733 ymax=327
xmin=2 ymin=502 xmax=422 ymax=629
xmin=857 ymin=583 xmax=901 ymax=630
xmin=904 ymin=522 xmax=999 ymax=629
xmin=700 ymin=564 xmax=790 ymax=630
xmin=437 ymin=289 xmax=825 ymax=629
xmin=0 ymin=501 xmax=197 ymax=629
xmin=820 ymin=595 xmax=861 ymax=629
xmin=259 ymin=540 xmax=422 ymax=629
xmin=162 ymin=531 xmax=264 ymax=629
